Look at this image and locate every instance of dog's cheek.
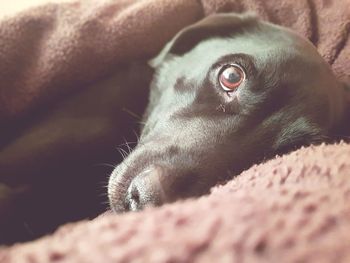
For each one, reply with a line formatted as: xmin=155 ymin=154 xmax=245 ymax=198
xmin=273 ymin=117 xmax=324 ymax=152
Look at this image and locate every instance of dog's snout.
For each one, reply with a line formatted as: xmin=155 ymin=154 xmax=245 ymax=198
xmin=126 ymin=166 xmax=166 ymax=211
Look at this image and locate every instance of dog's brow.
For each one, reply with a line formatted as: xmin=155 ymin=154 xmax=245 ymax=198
xmin=173 ymin=77 xmax=189 ymax=93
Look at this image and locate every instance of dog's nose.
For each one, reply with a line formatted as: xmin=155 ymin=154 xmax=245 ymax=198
xmin=126 ymin=165 xmax=166 ymax=211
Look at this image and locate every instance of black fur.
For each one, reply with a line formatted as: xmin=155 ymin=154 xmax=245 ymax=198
xmin=108 ymin=13 xmax=346 ymax=212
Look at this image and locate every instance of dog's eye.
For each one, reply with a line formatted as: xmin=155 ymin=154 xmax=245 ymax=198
xmin=219 ymin=64 xmax=245 ymax=91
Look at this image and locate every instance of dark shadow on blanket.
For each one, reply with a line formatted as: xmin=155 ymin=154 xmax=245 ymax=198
xmin=0 ymin=63 xmax=153 ymax=244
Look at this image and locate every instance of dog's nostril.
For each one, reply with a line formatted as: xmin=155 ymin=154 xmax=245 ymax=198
xmin=125 ymin=166 xmax=165 ymax=211
xmin=127 ymin=182 xmax=141 ymax=211
xmin=130 ymin=184 xmax=140 ymax=202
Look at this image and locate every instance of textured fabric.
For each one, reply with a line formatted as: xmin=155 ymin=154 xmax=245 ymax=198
xmin=0 ymin=0 xmax=202 ymax=120
xmin=0 ymin=0 xmax=349 ymax=258
xmin=1 ymin=143 xmax=350 ymax=262
xmin=0 ymin=0 xmax=349 ymax=121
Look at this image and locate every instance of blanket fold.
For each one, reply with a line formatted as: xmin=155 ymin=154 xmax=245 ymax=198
xmin=0 ymin=0 xmax=203 ymax=122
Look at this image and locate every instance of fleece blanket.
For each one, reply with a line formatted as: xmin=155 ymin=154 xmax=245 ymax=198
xmin=0 ymin=0 xmax=349 ymax=259
xmin=1 ymin=143 xmax=350 ymax=262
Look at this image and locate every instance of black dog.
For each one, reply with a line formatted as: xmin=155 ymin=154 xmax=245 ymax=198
xmin=108 ymin=13 xmax=346 ymax=212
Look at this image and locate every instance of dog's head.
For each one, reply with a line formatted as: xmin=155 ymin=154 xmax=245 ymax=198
xmin=108 ymin=13 xmax=345 ymax=212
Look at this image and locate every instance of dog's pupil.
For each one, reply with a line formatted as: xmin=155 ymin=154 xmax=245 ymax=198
xmin=224 ymin=68 xmax=240 ymax=83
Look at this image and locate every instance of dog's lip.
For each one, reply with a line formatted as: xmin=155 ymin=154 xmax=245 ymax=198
xmin=108 ymin=165 xmax=134 ymax=213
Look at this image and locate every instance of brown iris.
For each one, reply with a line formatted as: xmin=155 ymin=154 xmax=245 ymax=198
xmin=219 ymin=64 xmax=245 ymax=91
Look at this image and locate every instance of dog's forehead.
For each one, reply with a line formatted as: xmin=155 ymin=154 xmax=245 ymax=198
xmin=156 ymin=26 xmax=316 ymax=86
xmin=190 ymin=34 xmax=303 ymax=73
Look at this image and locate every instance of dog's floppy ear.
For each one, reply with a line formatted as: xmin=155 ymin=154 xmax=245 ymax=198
xmin=149 ymin=13 xmax=258 ymax=68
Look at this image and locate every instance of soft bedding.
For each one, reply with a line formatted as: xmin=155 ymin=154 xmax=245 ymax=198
xmin=0 ymin=0 xmax=349 ymax=261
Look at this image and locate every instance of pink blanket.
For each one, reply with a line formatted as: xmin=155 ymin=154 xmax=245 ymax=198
xmin=0 ymin=0 xmax=349 ymax=261
xmin=2 ymin=143 xmax=350 ymax=262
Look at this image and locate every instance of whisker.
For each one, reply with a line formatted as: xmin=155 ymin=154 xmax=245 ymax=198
xmin=93 ymin=163 xmax=117 ymax=169
xmin=120 ymin=147 xmax=129 ymax=158
xmin=116 ymin=147 xmax=128 ymax=160
xmin=100 ymin=200 xmax=111 ymax=206
xmin=118 ymin=141 xmax=138 ymax=147
xmin=123 ymin=137 xmax=133 ymax=155
xmin=98 ymin=192 xmax=109 ymax=197
xmin=99 ymin=183 xmax=110 ymax=189
xmin=122 ymin=107 xmax=141 ymax=120
xmin=131 ymin=129 xmax=140 ymax=143
xmin=137 ymin=121 xmax=147 ymax=128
